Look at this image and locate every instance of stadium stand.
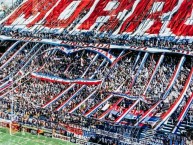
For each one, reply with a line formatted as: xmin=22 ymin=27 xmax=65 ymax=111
xmin=0 ymin=0 xmax=193 ymax=145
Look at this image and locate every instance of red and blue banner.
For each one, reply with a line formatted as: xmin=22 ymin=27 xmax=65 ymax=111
xmin=154 ymin=67 xmax=193 ymax=130
xmin=3 ymin=0 xmax=193 ymax=39
xmin=48 ymin=47 xmax=116 ymax=63
xmin=0 ymin=80 xmax=13 ymax=92
xmin=106 ymin=92 xmax=147 ymax=102
xmin=31 ymin=72 xmax=102 ymax=85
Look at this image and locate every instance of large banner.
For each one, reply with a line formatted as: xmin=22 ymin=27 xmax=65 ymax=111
xmin=3 ymin=0 xmax=193 ymax=39
xmin=0 ymin=35 xmax=193 ymax=57
xmin=107 ymin=92 xmax=147 ymax=102
xmin=0 ymin=80 xmax=13 ymax=92
xmin=48 ymin=47 xmax=116 ymax=63
xmin=52 ymin=133 xmax=70 ymax=142
xmin=31 ymin=72 xmax=102 ymax=85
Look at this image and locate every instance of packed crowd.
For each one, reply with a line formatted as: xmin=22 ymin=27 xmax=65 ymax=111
xmin=130 ymin=54 xmax=157 ymax=96
xmin=0 ymin=0 xmax=193 ymax=56
xmin=159 ymin=76 xmax=193 ymax=133
xmin=153 ymin=60 xmax=191 ymax=121
xmin=0 ymin=0 xmax=192 ymax=144
xmin=0 ymin=40 xmax=193 ymax=144
xmin=0 ymin=100 xmax=187 ymax=145
xmin=0 ymin=0 xmax=24 ymax=20
xmin=0 ymin=2 xmax=6 ymax=19
xmin=146 ymin=56 xmax=179 ymax=101
xmin=1 ymin=25 xmax=193 ymax=52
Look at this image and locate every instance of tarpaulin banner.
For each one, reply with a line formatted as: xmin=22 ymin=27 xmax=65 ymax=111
xmin=0 ymin=80 xmax=13 ymax=92
xmin=0 ymin=35 xmax=193 ymax=57
xmin=49 ymin=46 xmax=116 ymax=63
xmin=106 ymin=92 xmax=147 ymax=102
xmin=31 ymin=72 xmax=102 ymax=85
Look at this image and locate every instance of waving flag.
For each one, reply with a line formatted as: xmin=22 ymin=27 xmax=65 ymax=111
xmin=31 ymin=72 xmax=102 ymax=85
xmin=0 ymin=79 xmax=13 ymax=92
xmin=106 ymin=92 xmax=147 ymax=102
xmin=48 ymin=47 xmax=116 ymax=63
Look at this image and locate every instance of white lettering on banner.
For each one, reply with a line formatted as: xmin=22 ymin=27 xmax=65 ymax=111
xmin=76 ymin=139 xmax=87 ymax=145
xmin=1 ymin=35 xmax=193 ymax=56
xmin=3 ymin=0 xmax=193 ymax=37
xmin=50 ymin=46 xmax=116 ymax=63
xmin=58 ymin=1 xmax=81 ymax=21
xmin=43 ymin=132 xmax=52 ymax=137
xmin=53 ymin=133 xmax=70 ymax=142
xmin=31 ymin=129 xmax=37 ymax=135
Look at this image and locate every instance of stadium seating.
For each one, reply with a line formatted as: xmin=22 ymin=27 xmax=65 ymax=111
xmin=0 ymin=0 xmax=193 ymax=144
xmin=0 ymin=0 xmax=193 ymax=53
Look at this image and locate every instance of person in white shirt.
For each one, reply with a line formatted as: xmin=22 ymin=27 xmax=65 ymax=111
xmin=0 ymin=2 xmax=6 ymax=17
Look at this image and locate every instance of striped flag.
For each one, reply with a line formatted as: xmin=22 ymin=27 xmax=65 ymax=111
xmin=0 ymin=79 xmax=13 ymax=92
